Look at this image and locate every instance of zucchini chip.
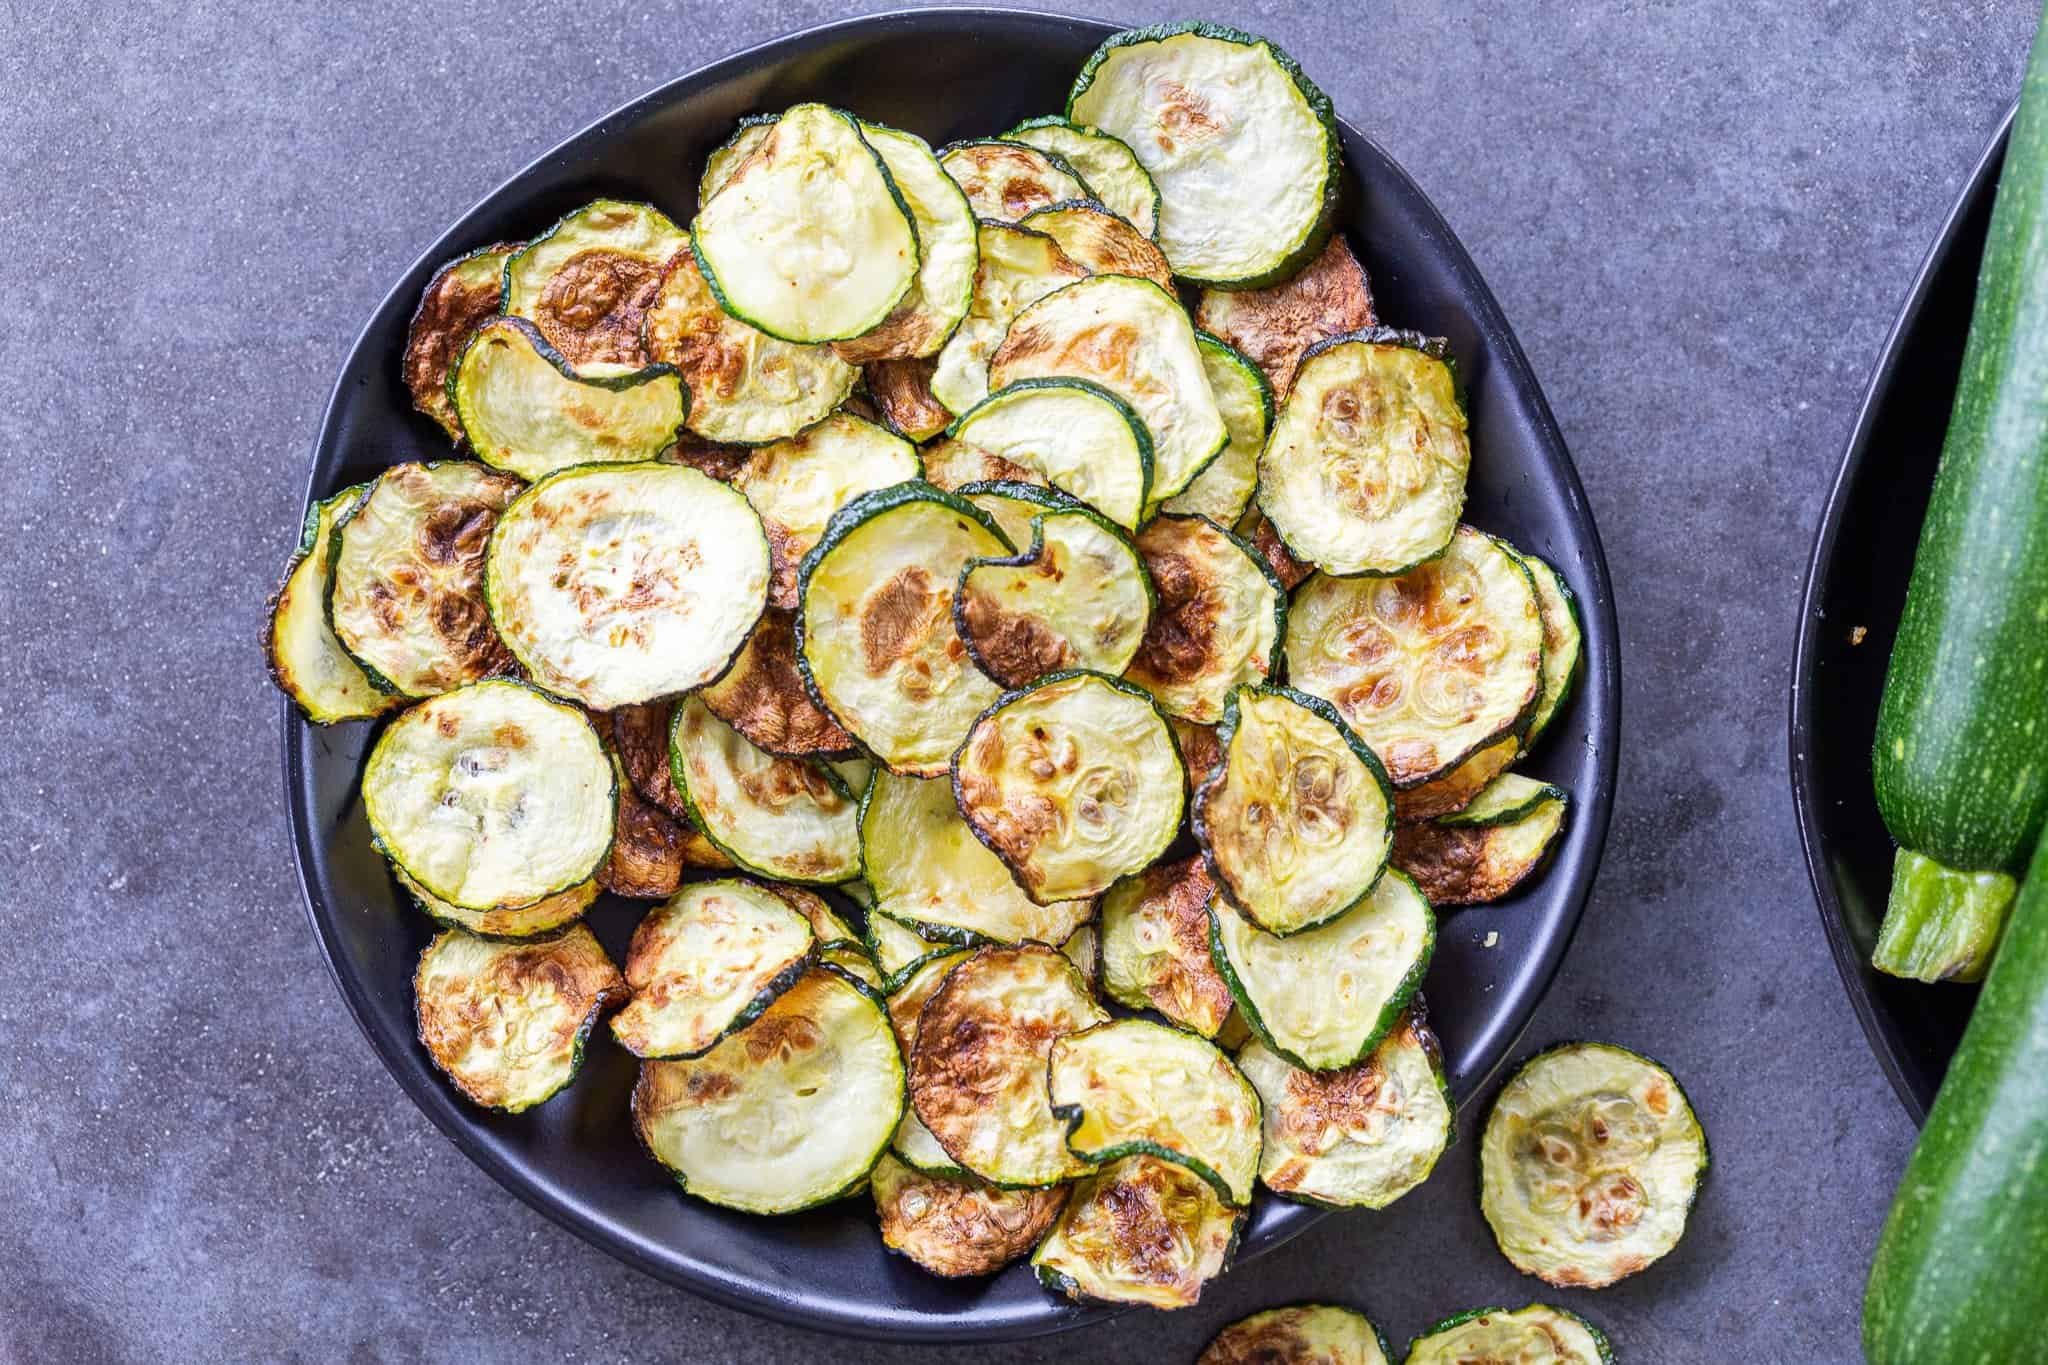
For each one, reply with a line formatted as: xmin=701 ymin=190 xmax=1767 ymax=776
xmin=947 ymin=378 xmax=1152 ymax=530
xmin=1005 ymin=116 xmax=1161 ymax=238
xmin=1209 ymin=870 xmax=1434 ymax=1072
xmin=1161 ymin=334 xmax=1274 ymax=524
xmin=731 ymin=411 xmax=921 ymax=610
xmin=1020 ymin=199 xmax=1173 ymax=291
xmin=697 ymin=113 xmax=778 ymax=203
xmin=634 ymin=965 xmax=903 ymax=1214
xmin=598 ymin=753 xmax=685 ymax=899
xmin=692 ymin=104 xmax=919 ymax=344
xmin=1031 ymin=1154 xmax=1240 ymax=1309
xmin=414 ymin=925 xmax=624 ymax=1113
xmin=954 ymin=477 xmax=1058 ymax=546
xmin=1100 ymin=856 xmax=1234 ymax=1038
xmin=1439 ymin=772 xmax=1568 ymax=828
xmin=795 ymin=484 xmax=1011 ymax=776
xmin=953 ymin=671 xmax=1185 ymax=904
xmin=1195 ymin=234 xmax=1377 ymax=397
xmin=1480 ymin=1043 xmax=1708 ymax=1289
xmin=1515 ymin=550 xmax=1584 ymax=748
xmin=329 ymin=461 xmax=521 ymax=697
xmin=502 ymin=199 xmax=687 ymax=367
xmin=834 ymin=124 xmax=979 ymax=363
xmin=640 ymin=252 xmax=857 ymax=446
xmin=1060 ymin=922 xmax=1100 ymax=991
xmin=1124 ymin=514 xmax=1287 ymax=724
xmin=610 ymin=699 xmax=688 ymax=820
xmin=908 ymin=943 xmax=1107 ymax=1187
xmin=403 ymin=243 xmax=519 ymax=441
xmin=1237 ymin=507 xmax=1313 ymax=590
xmin=1195 ymin=684 xmax=1394 ymax=936
xmin=956 ymin=503 xmax=1153 ymax=688
xmin=266 ymin=484 xmax=399 ymax=723
xmin=1047 ymin=1018 xmax=1262 ymax=1206
xmin=669 ymin=695 xmax=861 ymax=885
xmin=1067 ymin=23 xmax=1339 ymax=287
xmin=1199 ymin=1304 xmax=1392 ymax=1365
xmin=485 ymin=462 xmax=770 ymax=708
xmin=1171 ymin=717 xmax=1224 ymax=789
xmin=700 ymin=608 xmax=856 ymax=757
xmin=990 ymin=274 xmax=1226 ymax=503
xmin=930 ymin=222 xmax=1087 ymax=415
xmin=871 ymin=1153 xmax=1068 ymax=1277
xmin=1393 ymin=736 xmax=1519 ymax=823
xmin=657 ymin=432 xmax=753 ymax=482
xmin=1285 ymin=527 xmax=1545 ymax=789
xmin=452 ymin=318 xmax=685 ymax=482
xmin=822 ymin=942 xmax=883 ymax=990
xmin=609 ymin=878 xmax=815 ymax=1058
xmin=772 ymin=884 xmax=871 ymax=968
xmin=864 ymin=356 xmax=953 ymax=442
xmin=396 ymin=867 xmax=598 ymax=940
xmin=1406 ymin=1306 xmax=1614 ymax=1365
xmin=886 ymin=947 xmax=972 ymax=1175
xmin=1238 ymin=1009 xmax=1454 ymax=1209
xmin=1393 ymin=784 xmax=1567 ymax=907
xmin=864 ymin=902 xmax=954 ymax=991
xmin=362 ymin=680 xmax=614 ymax=910
xmin=939 ymin=139 xmax=1091 ymax=221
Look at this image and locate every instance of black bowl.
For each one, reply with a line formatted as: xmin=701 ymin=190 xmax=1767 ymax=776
xmin=285 ymin=8 xmax=1619 ymax=1341
xmin=1792 ymin=104 xmax=2017 ymax=1122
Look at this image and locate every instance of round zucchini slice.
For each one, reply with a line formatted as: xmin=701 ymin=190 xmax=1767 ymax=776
xmin=483 ymin=462 xmax=769 ymax=708
xmin=730 ymin=411 xmax=921 ymax=610
xmin=1515 ymin=550 xmax=1584 ymax=749
xmin=266 ymin=484 xmax=400 ymax=723
xmin=930 ymin=222 xmax=1087 ymax=415
xmin=953 ymin=671 xmax=1185 ymax=904
xmin=1005 ymin=116 xmax=1161 ymax=238
xmin=1210 ymin=869 xmax=1434 ymax=1072
xmin=1393 ymin=786 xmax=1568 ymax=906
xmin=1394 ymin=735 xmax=1521 ymax=823
xmin=692 ymin=104 xmax=919 ymax=345
xmin=864 ymin=902 xmax=955 ymax=991
xmin=955 ymin=502 xmax=1153 ymax=688
xmin=947 ymin=378 xmax=1152 ymax=530
xmin=795 ymin=483 xmax=1011 ymax=776
xmin=834 ymin=124 xmax=979 ymax=363
xmin=1020 ymin=198 xmax=1173 ymax=291
xmin=397 ymin=866 xmax=598 ymax=939
xmin=1100 ymin=855 xmax=1234 ymax=1037
xmin=1161 ymin=334 xmax=1274 ymax=524
xmin=1481 ymin=1042 xmax=1708 ymax=1289
xmin=502 ymin=199 xmax=687 ymax=367
xmin=1406 ymin=1305 xmax=1614 ymax=1365
xmin=668 ymin=695 xmax=861 ymax=885
xmin=452 ymin=317 xmax=685 ymax=482
xmin=414 ymin=925 xmax=624 ymax=1113
xmin=953 ymin=477 xmax=1057 ymax=546
xmin=1285 ymin=527 xmax=1546 ymax=789
xmin=908 ymin=943 xmax=1107 ymax=1187
xmin=939 ymin=139 xmax=1091 ymax=221
xmin=609 ymin=877 xmax=815 ymax=1058
xmin=871 ymin=1152 xmax=1069 ymax=1277
xmin=1125 ymin=514 xmax=1286 ymax=724
xmin=864 ymin=356 xmax=953 ymax=442
xmin=1047 ymin=1018 xmax=1262 ymax=1206
xmin=1195 ymin=684 xmax=1394 ymax=936
xmin=634 ymin=965 xmax=903 ymax=1213
xmin=1067 ymin=23 xmax=1339 ymax=287
xmin=363 ymin=680 xmax=613 ymax=910
xmin=403 ymin=242 xmax=519 ymax=442
xmin=885 ymin=947 xmax=972 ymax=1175
xmin=1031 ymin=1153 xmax=1241 ymax=1309
xmin=1199 ymin=1304 xmax=1392 ymax=1365
xmin=699 ymin=607 xmax=857 ymax=757
xmin=1195 ymin=234 xmax=1377 ymax=398
xmin=697 ymin=113 xmax=778 ymax=204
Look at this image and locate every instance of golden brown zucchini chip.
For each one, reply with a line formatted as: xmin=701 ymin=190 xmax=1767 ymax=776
xmin=597 ymin=748 xmax=685 ymax=900
xmin=396 ymin=867 xmax=599 ymax=940
xmin=1406 ymin=1306 xmax=1614 ymax=1365
xmin=885 ymin=947 xmax=973 ymax=1175
xmin=669 ymin=695 xmax=861 ymax=885
xmin=947 ymin=378 xmax=1152 ymax=529
xmin=929 ymin=222 xmax=1087 ymax=415
xmin=1194 ymin=233 xmax=1376 ymax=398
xmin=656 ymin=432 xmax=753 ymax=482
xmin=1199 ymin=1303 xmax=1393 ymax=1365
xmin=871 ymin=1153 xmax=1069 ymax=1277
xmin=699 ymin=607 xmax=857 ymax=758
xmin=1514 ymin=549 xmax=1585 ymax=749
xmin=1031 ymin=1153 xmax=1241 ymax=1309
xmin=731 ymin=411 xmax=921 ymax=610
xmin=864 ymin=356 xmax=954 ymax=442
xmin=1392 ymin=736 xmax=1519 ymax=822
xmin=1124 ymin=514 xmax=1287 ymax=724
xmin=1236 ymin=508 xmax=1313 ymax=590
xmin=1170 ymin=718 xmax=1224 ymax=789
xmin=1100 ymin=856 xmax=1234 ymax=1037
xmin=1161 ymin=334 xmax=1273 ymax=525
xmin=939 ymin=139 xmax=1092 ymax=221
xmin=953 ymin=477 xmax=1058 ymax=546
xmin=609 ymin=878 xmax=815 ymax=1059
xmin=502 ymin=199 xmax=687 ymax=367
xmin=1006 ymin=116 xmax=1161 ymax=237
xmin=1020 ymin=199 xmax=1172 ymax=291
xmin=403 ymin=242 xmax=520 ymax=442
xmin=265 ymin=484 xmax=400 ymax=724
xmin=923 ymin=442 xmax=1042 ymax=495
xmin=955 ymin=499 xmax=1153 ymax=688
xmin=609 ymin=699 xmax=688 ymax=819
xmin=1392 ymin=785 xmax=1568 ymax=906
xmin=834 ymin=124 xmax=979 ymax=363
xmin=452 ymin=317 xmax=686 ymax=482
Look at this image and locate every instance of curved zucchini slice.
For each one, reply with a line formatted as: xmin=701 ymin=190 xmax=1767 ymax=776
xmin=773 ymin=885 xmax=878 ymax=991
xmin=864 ymin=356 xmax=953 ymax=442
xmin=266 ymin=484 xmax=399 ymax=723
xmin=1171 ymin=717 xmax=1224 ymax=788
xmin=955 ymin=502 xmax=1153 ymax=688
xmin=1047 ymin=1018 xmax=1261 ymax=1206
xmin=947 ymin=378 xmax=1152 ymax=529
xmin=598 ymin=748 xmax=685 ymax=900
xmin=699 ymin=607 xmax=856 ymax=757
xmin=822 ymin=942 xmax=883 ymax=990
xmin=1060 ymin=921 xmax=1100 ymax=991
xmin=1005 ymin=116 xmax=1161 ymax=238
xmin=954 ymin=477 xmax=1058 ymax=544
xmin=795 ymin=483 xmax=1011 ymax=775
xmin=502 ymin=199 xmax=687 ymax=367
xmin=930 ymin=222 xmax=1087 ymax=415
xmin=834 ymin=124 xmax=979 ymax=363
xmin=1162 ymin=334 xmax=1273 ymax=524
xmin=452 ymin=317 xmax=685 ymax=482
xmin=1020 ymin=199 xmax=1173 ymax=291
xmin=396 ymin=866 xmax=597 ymax=939
xmin=1515 ymin=550 xmax=1583 ymax=748
xmin=692 ymin=104 xmax=919 ymax=344
xmin=610 ymin=699 xmax=688 ymax=820
xmin=1195 ymin=684 xmax=1394 ymax=936
xmin=668 ymin=695 xmax=861 ymax=885
xmin=404 ymin=242 xmax=519 ymax=442
xmin=864 ymin=902 xmax=954 ymax=991
xmin=1125 ymin=514 xmax=1286 ymax=724
xmin=731 ymin=412 xmax=921 ymax=610
xmin=1210 ymin=869 xmax=1433 ymax=1072
xmin=871 ymin=1153 xmax=1069 ymax=1277
xmin=1439 ymin=772 xmax=1569 ymax=828
xmin=1198 ymin=1304 xmax=1392 ymax=1365
xmin=953 ymin=671 xmax=1185 ymax=904
xmin=939 ymin=139 xmax=1091 ymax=221
xmin=484 ymin=462 xmax=769 ymax=708
xmin=1406 ymin=1306 xmax=1614 ymax=1365
xmin=1393 ymin=786 xmax=1567 ymax=906
xmin=698 ymin=113 xmax=778 ymax=203
xmin=1257 ymin=330 xmax=1468 ymax=576
xmin=1238 ymin=507 xmax=1313 ymax=590
xmin=907 ymin=943 xmax=1106 ymax=1187
xmin=414 ymin=925 xmax=624 ymax=1113
xmin=634 ymin=965 xmax=903 ymax=1214
xmin=1101 ymin=855 xmax=1234 ymax=1037
xmin=1285 ymin=527 xmax=1545 ymax=788
xmin=1480 ymin=1042 xmax=1707 ymax=1289
xmin=885 ymin=947 xmax=972 ymax=1176
xmin=1195 ymin=234 xmax=1376 ymax=397
xmin=1067 ymin=23 xmax=1339 ymax=287
xmin=1031 ymin=1153 xmax=1240 ymax=1308
xmin=363 ymin=679 xmax=613 ymax=910
xmin=609 ymin=878 xmax=815 ymax=1058
xmin=1393 ymin=735 xmax=1520 ymax=823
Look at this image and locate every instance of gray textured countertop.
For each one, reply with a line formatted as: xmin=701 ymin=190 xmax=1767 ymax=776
xmin=1 ymin=1 xmax=2032 ymax=1359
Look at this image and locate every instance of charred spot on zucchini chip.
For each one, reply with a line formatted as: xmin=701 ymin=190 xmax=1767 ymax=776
xmin=700 ymin=607 xmax=857 ymax=757
xmin=1125 ymin=514 xmax=1287 ymax=724
xmin=1406 ymin=1305 xmax=1614 ymax=1365
xmin=266 ymin=483 xmax=399 ymax=724
xmin=1031 ymin=1153 xmax=1241 ymax=1309
xmin=1100 ymin=855 xmax=1235 ymax=1037
xmin=947 ymin=378 xmax=1152 ymax=530
xmin=956 ymin=501 xmax=1153 ymax=688
xmin=668 ymin=695 xmax=862 ymax=885
xmin=1236 ymin=508 xmax=1313 ymax=590
xmin=871 ymin=1153 xmax=1068 ymax=1277
xmin=1020 ymin=199 xmax=1173 ymax=291
xmin=608 ymin=699 xmax=688 ymax=820
xmin=609 ymin=877 xmax=816 ymax=1059
xmin=1195 ymin=233 xmax=1376 ymax=398
xmin=502 ymin=199 xmax=686 ymax=367
xmin=1393 ymin=784 xmax=1567 ymax=906
xmin=833 ymin=123 xmax=979 ymax=363
xmin=403 ymin=242 xmax=520 ymax=442
xmin=730 ymin=411 xmax=921 ymax=611
xmin=864 ymin=356 xmax=954 ymax=442
xmin=940 ymin=139 xmax=1093 ymax=221
xmin=1392 ymin=735 xmax=1520 ymax=822
xmin=1005 ymin=116 xmax=1161 ymax=238
xmin=452 ymin=317 xmax=686 ymax=482
xmin=1161 ymin=334 xmax=1273 ymax=525
xmin=1199 ymin=1303 xmax=1393 ymax=1365
xmin=589 ymin=723 xmax=685 ymax=899
xmin=930 ymin=222 xmax=1087 ymax=416
xmin=1170 ymin=717 xmax=1225 ymax=789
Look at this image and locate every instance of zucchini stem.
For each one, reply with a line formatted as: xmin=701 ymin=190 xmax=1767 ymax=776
xmin=1872 ymin=848 xmax=2019 ymax=983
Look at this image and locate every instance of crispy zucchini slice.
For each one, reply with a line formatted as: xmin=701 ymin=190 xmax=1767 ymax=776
xmin=872 ymin=1153 xmax=1069 ymax=1277
xmin=415 ymin=925 xmax=624 ymax=1113
xmin=772 ymin=885 xmax=879 ymax=987
xmin=396 ymin=867 xmax=598 ymax=939
xmin=610 ymin=699 xmax=688 ymax=819
xmin=1195 ymin=234 xmax=1376 ymax=397
xmin=834 ymin=124 xmax=979 ymax=363
xmin=947 ymin=378 xmax=1152 ymax=530
xmin=634 ymin=965 xmax=902 ymax=1213
xmin=699 ymin=607 xmax=856 ymax=757
xmin=886 ymin=947 xmax=972 ymax=1175
xmin=698 ymin=113 xmax=778 ymax=203
xmin=1286 ymin=527 xmax=1545 ymax=788
xmin=692 ymin=105 xmax=919 ymax=344
xmin=502 ymin=199 xmax=687 ymax=367
xmin=1481 ymin=1043 xmax=1707 ymax=1289
xmin=1393 ymin=786 xmax=1567 ymax=906
xmin=668 ymin=695 xmax=861 ymax=885
xmin=865 ymin=902 xmax=955 ymax=991
xmin=266 ymin=484 xmax=399 ymax=723
xmin=1439 ymin=772 xmax=1569 ymax=828
xmin=1005 ymin=116 xmax=1161 ymax=238
xmin=939 ymin=139 xmax=1091 ymax=221
xmin=1199 ymin=1304 xmax=1392 ymax=1365
xmin=930 ymin=222 xmax=1087 ymax=415
xmin=452 ymin=317 xmax=685 ymax=482
xmin=864 ymin=356 xmax=953 ymax=442
xmin=1060 ymin=921 xmax=1100 ymax=991
xmin=403 ymin=242 xmax=519 ymax=442
xmin=1171 ymin=717 xmax=1224 ymax=788
xmin=1125 ymin=514 xmax=1286 ymax=723
xmin=1515 ymin=550 xmax=1584 ymax=748
xmin=1031 ymin=1153 xmax=1240 ymax=1308
xmin=1161 ymin=334 xmax=1273 ymax=524
xmin=953 ymin=477 xmax=1058 ymax=545
xmin=1209 ymin=869 xmax=1433 ymax=1072
xmin=1406 ymin=1306 xmax=1614 ymax=1365
xmin=609 ymin=878 xmax=815 ymax=1058
xmin=953 ymin=671 xmax=1185 ymax=904
xmin=795 ymin=483 xmax=1010 ymax=775
xmin=908 ymin=943 xmax=1107 ymax=1187
xmin=1393 ymin=735 xmax=1520 ymax=822
xmin=1195 ymin=684 xmax=1394 ymax=936
xmin=598 ymin=751 xmax=685 ymax=899
xmin=1067 ymin=23 xmax=1339 ymax=287
xmin=1101 ymin=856 xmax=1234 ymax=1037
xmin=729 ymin=411 xmax=921 ymax=610
xmin=1020 ymin=199 xmax=1173 ymax=291
xmin=822 ymin=942 xmax=883 ymax=990
xmin=1237 ymin=507 xmax=1313 ymax=590
xmin=955 ymin=502 xmax=1153 ymax=688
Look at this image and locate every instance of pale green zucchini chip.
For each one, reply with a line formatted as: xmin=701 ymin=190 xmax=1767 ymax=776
xmin=452 ymin=317 xmax=685 ymax=482
xmin=1019 ymin=199 xmax=1173 ymax=291
xmin=835 ymin=124 xmax=980 ymax=362
xmin=1032 ymin=1153 xmax=1241 ymax=1309
xmin=930 ymin=222 xmax=1087 ymax=415
xmin=730 ymin=411 xmax=921 ymax=609
xmin=1437 ymin=772 xmax=1569 ymax=828
xmin=1060 ymin=921 xmax=1100 ymax=991
xmin=1005 ymin=116 xmax=1161 ymax=237
xmin=1394 ymin=786 xmax=1568 ymax=906
xmin=885 ymin=947 xmax=972 ymax=1176
xmin=501 ymin=198 xmax=688 ymax=366
xmin=669 ymin=695 xmax=861 ymax=885
xmin=699 ymin=607 xmax=857 ymax=758
xmin=1195 ymin=233 xmax=1376 ymax=398
xmin=609 ymin=878 xmax=816 ymax=1059
xmin=871 ymin=1153 xmax=1069 ymax=1278
xmin=697 ymin=114 xmax=778 ymax=203
xmin=947 ymin=378 xmax=1152 ymax=529
xmin=1100 ymin=855 xmax=1234 ymax=1037
xmin=1199 ymin=1304 xmax=1393 ymax=1365
xmin=955 ymin=501 xmax=1153 ymax=688
xmin=396 ymin=866 xmax=598 ymax=940
xmin=1124 ymin=514 xmax=1286 ymax=724
xmin=404 ymin=243 xmax=520 ymax=441
xmin=1161 ymin=334 xmax=1273 ymax=523
xmin=1406 ymin=1306 xmax=1614 ymax=1365
xmin=266 ymin=484 xmax=398 ymax=723
xmin=1514 ymin=549 xmax=1584 ymax=749
xmin=939 ymin=139 xmax=1091 ymax=221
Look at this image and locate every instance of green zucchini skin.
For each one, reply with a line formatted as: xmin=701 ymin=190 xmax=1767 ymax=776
xmin=1865 ymin=826 xmax=2048 ymax=1362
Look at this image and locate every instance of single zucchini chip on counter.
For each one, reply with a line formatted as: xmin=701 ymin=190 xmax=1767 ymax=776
xmin=266 ymin=484 xmax=399 ymax=723
xmin=1406 ymin=1305 xmax=1614 ymax=1365
xmin=953 ymin=671 xmax=1185 ymax=904
xmin=1160 ymin=334 xmax=1273 ymax=524
xmin=1480 ymin=1042 xmax=1708 ymax=1289
xmin=396 ymin=866 xmax=598 ymax=940
xmin=1020 ymin=199 xmax=1173 ymax=291
xmin=886 ymin=947 xmax=972 ymax=1176
xmin=1031 ymin=1153 xmax=1241 ymax=1309
xmin=1393 ymin=735 xmax=1520 ymax=823
xmin=452 ymin=317 xmax=685 ymax=482
xmin=1439 ymin=772 xmax=1569 ymax=828
xmin=697 ymin=113 xmax=779 ymax=203
xmin=835 ymin=124 xmax=979 ymax=363
xmin=955 ymin=501 xmax=1154 ymax=688
xmin=1393 ymin=785 xmax=1567 ymax=906
xmin=403 ymin=242 xmax=520 ymax=441
xmin=1514 ymin=550 xmax=1584 ymax=749
xmin=947 ymin=378 xmax=1152 ymax=529
xmin=865 ymin=902 xmax=955 ymax=991
xmin=1195 ymin=234 xmax=1376 ymax=397
xmin=634 ymin=965 xmax=903 ymax=1214
xmin=699 ymin=607 xmax=857 ymax=757
xmin=1124 ymin=514 xmax=1286 ymax=724
xmin=939 ymin=139 xmax=1092 ymax=221
xmin=871 ymin=1152 xmax=1069 ymax=1277
xmin=930 ymin=222 xmax=1086 ymax=415
xmin=502 ymin=199 xmax=687 ymax=367
xmin=864 ymin=356 xmax=953 ymax=442
xmin=954 ymin=477 xmax=1059 ymax=546
xmin=668 ymin=695 xmax=862 ymax=885
xmin=1198 ymin=1303 xmax=1393 ymax=1365
xmin=414 ymin=925 xmax=624 ymax=1113
xmin=1100 ymin=856 xmax=1234 ymax=1037
xmin=609 ymin=877 xmax=815 ymax=1058
xmin=1005 ymin=116 xmax=1161 ymax=238
xmin=730 ymin=411 xmax=921 ymax=610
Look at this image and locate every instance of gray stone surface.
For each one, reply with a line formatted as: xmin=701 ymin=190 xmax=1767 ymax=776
xmin=0 ymin=0 xmax=2033 ymax=1359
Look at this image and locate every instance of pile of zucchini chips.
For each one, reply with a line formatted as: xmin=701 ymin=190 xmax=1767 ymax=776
xmin=266 ymin=22 xmax=1697 ymax=1326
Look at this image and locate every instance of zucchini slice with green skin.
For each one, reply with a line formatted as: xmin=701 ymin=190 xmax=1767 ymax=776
xmin=947 ymin=378 xmax=1152 ymax=529
xmin=871 ymin=1152 xmax=1069 ymax=1277
xmin=1871 ymin=849 xmax=2019 ymax=982
xmin=822 ymin=942 xmax=884 ymax=990
xmin=1440 ymin=772 xmax=1570 ymax=828
xmin=1100 ymin=855 xmax=1234 ymax=1037
xmin=452 ymin=317 xmax=686 ymax=482
xmin=885 ymin=947 xmax=972 ymax=1176
xmin=939 ymin=139 xmax=1092 ymax=221
xmin=1160 ymin=334 xmax=1274 ymax=524
xmin=953 ymin=477 xmax=1058 ymax=546
xmin=609 ymin=877 xmax=816 ymax=1059
xmin=1195 ymin=684 xmax=1395 ymax=936
xmin=1019 ymin=198 xmax=1173 ymax=291
xmin=1031 ymin=1153 xmax=1241 ymax=1309
xmin=397 ymin=866 xmax=598 ymax=939
xmin=864 ymin=356 xmax=953 ymax=442
xmin=955 ymin=501 xmax=1154 ymax=688
xmin=1060 ymin=921 xmax=1099 ymax=991
xmin=772 ymin=885 xmax=883 ymax=989
xmin=1047 ymin=1018 xmax=1262 ymax=1206
xmin=1481 ymin=1042 xmax=1708 ymax=1290
xmin=699 ymin=607 xmax=857 ymax=758
xmin=1005 ymin=116 xmax=1161 ymax=238
xmin=1406 ymin=1306 xmax=1614 ymax=1365
xmin=1238 ymin=507 xmax=1313 ymax=590
xmin=266 ymin=484 xmax=399 ymax=723
xmin=692 ymin=104 xmax=919 ymax=345
xmin=835 ymin=124 xmax=980 ymax=363
xmin=1198 ymin=1303 xmax=1392 ymax=1365
xmin=730 ymin=411 xmax=922 ymax=610
xmin=1393 ymin=735 xmax=1521 ymax=823
xmin=953 ymin=671 xmax=1186 ymax=904
xmin=363 ymin=679 xmax=614 ymax=911
xmin=908 ymin=943 xmax=1107 ymax=1187
xmin=1067 ymin=23 xmax=1339 ymax=287
xmin=1256 ymin=330 xmax=1468 ymax=577
xmin=864 ymin=901 xmax=955 ymax=991
xmin=1513 ymin=550 xmax=1584 ymax=750
xmin=634 ymin=964 xmax=903 ymax=1214
xmin=668 ymin=695 xmax=862 ymax=885
xmin=1125 ymin=513 xmax=1287 ymax=724
xmin=1393 ymin=786 xmax=1568 ymax=906
xmin=697 ymin=113 xmax=779 ymax=204
xmin=501 ymin=199 xmax=687 ymax=367
xmin=1286 ymin=527 xmax=1545 ymax=789
xmin=1209 ymin=870 xmax=1434 ymax=1072
xmin=930 ymin=222 xmax=1087 ymax=415
xmin=1195 ymin=234 xmax=1376 ymax=398
xmin=414 ymin=925 xmax=624 ymax=1113
xmin=403 ymin=242 xmax=520 ymax=442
